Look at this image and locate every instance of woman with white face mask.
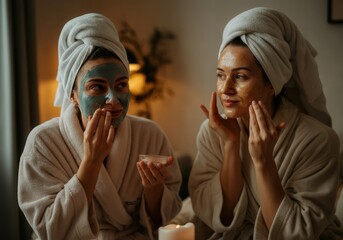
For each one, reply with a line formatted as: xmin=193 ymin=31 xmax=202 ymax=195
xmin=189 ymin=7 xmax=342 ymax=239
xmin=18 ymin=13 xmax=182 ymax=240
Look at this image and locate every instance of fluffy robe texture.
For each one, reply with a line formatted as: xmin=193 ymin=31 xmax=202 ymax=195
xmin=219 ymin=7 xmax=331 ymax=126
xmin=18 ymin=105 xmax=182 ymax=240
xmin=189 ymin=98 xmax=342 ymax=239
xmin=54 ymin=13 xmax=129 ymax=113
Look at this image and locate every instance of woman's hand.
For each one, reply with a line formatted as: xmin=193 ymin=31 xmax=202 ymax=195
xmin=137 ymin=156 xmax=174 ymax=227
xmin=77 ymin=108 xmax=115 ymax=205
xmin=83 ymin=108 xmax=115 ymax=165
xmin=248 ymin=100 xmax=286 ymax=229
xmin=136 ymin=156 xmax=173 ymax=188
xmin=201 ymin=91 xmax=240 ymax=142
xmin=248 ymin=101 xmax=285 ymax=167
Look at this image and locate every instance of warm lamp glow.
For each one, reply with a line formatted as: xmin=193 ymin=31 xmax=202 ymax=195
xmin=38 ymin=78 xmax=60 ymax=123
xmin=129 ymin=63 xmax=141 ymax=72
xmin=129 ymin=72 xmax=146 ymax=95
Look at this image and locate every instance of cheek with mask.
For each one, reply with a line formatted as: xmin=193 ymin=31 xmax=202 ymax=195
xmin=78 ymin=62 xmax=130 ymax=128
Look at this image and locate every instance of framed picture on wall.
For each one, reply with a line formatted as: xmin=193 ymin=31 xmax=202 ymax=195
xmin=328 ymin=0 xmax=343 ymax=23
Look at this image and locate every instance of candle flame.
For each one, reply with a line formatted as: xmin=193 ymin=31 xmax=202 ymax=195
xmin=176 ymin=225 xmax=180 ymax=228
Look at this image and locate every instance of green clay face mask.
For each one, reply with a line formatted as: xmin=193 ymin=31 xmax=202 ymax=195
xmin=78 ymin=62 xmax=130 ymax=128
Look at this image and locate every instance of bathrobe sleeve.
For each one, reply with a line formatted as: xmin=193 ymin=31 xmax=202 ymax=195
xmin=18 ymin=120 xmax=98 ymax=240
xmin=254 ymin=115 xmax=341 ymax=240
xmin=189 ymin=120 xmax=249 ymax=233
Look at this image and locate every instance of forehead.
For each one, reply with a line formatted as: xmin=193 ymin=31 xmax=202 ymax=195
xmin=77 ymin=58 xmax=127 ymax=81
xmin=79 ymin=58 xmax=125 ymax=75
xmin=218 ymin=44 xmax=258 ymax=68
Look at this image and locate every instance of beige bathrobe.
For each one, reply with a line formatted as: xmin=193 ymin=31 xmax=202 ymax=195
xmin=189 ymin=99 xmax=342 ymax=239
xmin=18 ymin=105 xmax=182 ymax=240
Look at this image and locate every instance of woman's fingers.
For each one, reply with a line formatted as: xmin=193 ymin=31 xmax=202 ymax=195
xmin=84 ymin=108 xmax=102 ymax=139
xmin=137 ymin=162 xmax=150 ymax=185
xmin=258 ymin=101 xmax=276 ymax=137
xmin=200 ymin=105 xmax=209 ymax=118
xmin=258 ymin=101 xmax=285 ymax=137
xmin=252 ymin=101 xmax=268 ymax=139
xmin=165 ymin=156 xmax=174 ymax=167
xmin=103 ymin=111 xmax=112 ymax=141
xmin=94 ymin=110 xmax=106 ymax=140
xmin=210 ymin=91 xmax=219 ymax=118
xmin=107 ymin=125 xmax=115 ymax=145
xmin=137 ymin=160 xmax=168 ymax=187
xmin=200 ymin=91 xmax=219 ymax=119
xmin=83 ymin=108 xmax=115 ymax=164
xmin=249 ymin=104 xmax=258 ymax=140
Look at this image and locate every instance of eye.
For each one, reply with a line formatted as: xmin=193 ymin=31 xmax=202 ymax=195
xmin=233 ymin=73 xmax=247 ymax=80
xmin=115 ymin=80 xmax=129 ymax=91
xmin=90 ymin=84 xmax=105 ymax=91
xmin=216 ymin=72 xmax=227 ymax=81
xmin=85 ymin=81 xmax=108 ymax=94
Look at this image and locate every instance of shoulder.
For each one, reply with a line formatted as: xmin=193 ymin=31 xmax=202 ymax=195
xmin=28 ymin=118 xmax=60 ymax=138
xmin=24 ymin=118 xmax=61 ymax=149
xmin=297 ymin=114 xmax=338 ymax=142
xmin=278 ymin=98 xmax=339 ymax=154
xmin=294 ymin=113 xmax=339 ymax=154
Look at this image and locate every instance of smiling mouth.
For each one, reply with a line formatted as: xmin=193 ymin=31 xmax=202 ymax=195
xmin=110 ymin=109 xmax=123 ymax=118
xmin=222 ymin=99 xmax=239 ymax=107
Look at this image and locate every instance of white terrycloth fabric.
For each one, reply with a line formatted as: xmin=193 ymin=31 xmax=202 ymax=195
xmin=219 ymin=7 xmax=332 ymax=126
xmin=189 ymin=98 xmax=342 ymax=239
xmin=54 ymin=13 xmax=129 ymax=113
xmin=18 ymin=105 xmax=182 ymax=239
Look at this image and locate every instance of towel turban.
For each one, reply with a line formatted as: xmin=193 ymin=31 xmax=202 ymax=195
xmin=54 ymin=13 xmax=129 ymax=113
xmin=219 ymin=7 xmax=331 ymax=126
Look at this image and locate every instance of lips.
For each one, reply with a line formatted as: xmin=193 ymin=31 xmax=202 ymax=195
xmin=221 ymin=98 xmax=239 ymax=107
xmin=103 ymin=105 xmax=123 ymax=118
xmin=108 ymin=109 xmax=123 ymax=118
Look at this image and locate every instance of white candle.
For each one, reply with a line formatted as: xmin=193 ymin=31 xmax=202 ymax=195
xmin=158 ymin=222 xmax=195 ymax=240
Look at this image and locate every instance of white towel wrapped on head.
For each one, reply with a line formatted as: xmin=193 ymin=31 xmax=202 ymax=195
xmin=54 ymin=13 xmax=129 ymax=114
xmin=219 ymin=7 xmax=331 ymax=126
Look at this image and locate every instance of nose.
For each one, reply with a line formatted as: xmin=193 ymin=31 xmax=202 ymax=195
xmin=220 ymin=77 xmax=236 ymax=95
xmin=105 ymin=90 xmax=120 ymax=104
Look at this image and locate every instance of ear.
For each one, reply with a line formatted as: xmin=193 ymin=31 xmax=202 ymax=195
xmin=268 ymin=83 xmax=275 ymax=97
xmin=70 ymin=91 xmax=78 ymax=106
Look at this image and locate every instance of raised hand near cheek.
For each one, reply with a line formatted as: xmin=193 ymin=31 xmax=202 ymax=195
xmin=83 ymin=108 xmax=115 ymax=165
xmin=136 ymin=156 xmax=173 ymax=188
xmin=201 ymin=91 xmax=240 ymax=142
xmin=248 ymin=101 xmax=285 ymax=167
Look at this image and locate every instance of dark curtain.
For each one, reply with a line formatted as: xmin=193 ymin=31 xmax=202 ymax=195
xmin=0 ymin=0 xmax=39 ymax=239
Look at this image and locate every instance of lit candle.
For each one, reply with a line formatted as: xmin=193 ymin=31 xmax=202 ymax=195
xmin=158 ymin=222 xmax=195 ymax=240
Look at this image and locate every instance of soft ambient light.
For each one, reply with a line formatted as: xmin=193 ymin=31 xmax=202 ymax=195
xmin=129 ymin=72 xmax=146 ymax=95
xmin=129 ymin=63 xmax=141 ymax=72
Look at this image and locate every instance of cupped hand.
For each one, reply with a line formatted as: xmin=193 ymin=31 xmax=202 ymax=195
xmin=201 ymin=92 xmax=240 ymax=142
xmin=83 ymin=108 xmax=115 ymax=165
xmin=248 ymin=101 xmax=285 ymax=167
xmin=136 ymin=156 xmax=173 ymax=188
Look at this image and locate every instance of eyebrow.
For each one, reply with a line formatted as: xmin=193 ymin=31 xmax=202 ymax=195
xmin=86 ymin=76 xmax=128 ymax=83
xmin=216 ymin=66 xmax=251 ymax=72
xmin=85 ymin=78 xmax=107 ymax=83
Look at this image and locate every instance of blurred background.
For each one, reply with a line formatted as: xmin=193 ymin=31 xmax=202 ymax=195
xmin=1 ymin=0 xmax=342 ymax=239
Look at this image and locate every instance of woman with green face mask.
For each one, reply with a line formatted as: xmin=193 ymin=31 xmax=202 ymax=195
xmin=18 ymin=13 xmax=182 ymax=240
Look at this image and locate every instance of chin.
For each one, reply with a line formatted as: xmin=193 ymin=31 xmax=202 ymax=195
xmin=223 ymin=108 xmax=247 ymax=119
xmin=112 ymin=113 xmax=127 ymax=128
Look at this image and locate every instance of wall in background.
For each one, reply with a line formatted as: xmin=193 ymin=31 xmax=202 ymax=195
xmin=35 ymin=0 xmax=343 ymax=159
